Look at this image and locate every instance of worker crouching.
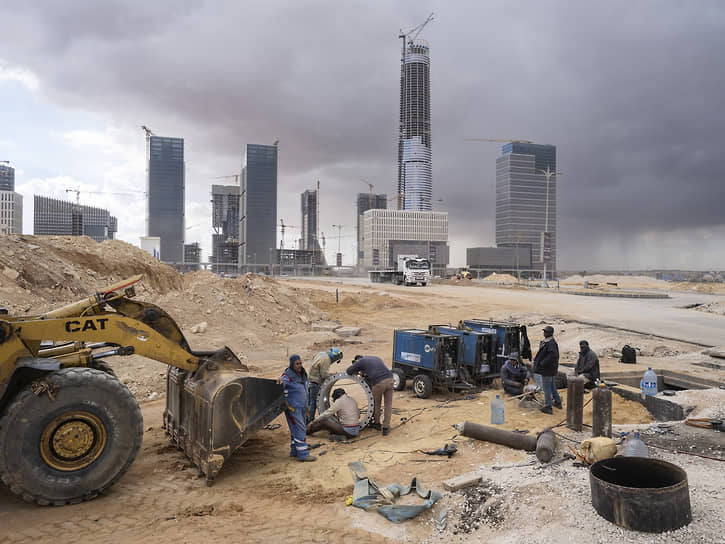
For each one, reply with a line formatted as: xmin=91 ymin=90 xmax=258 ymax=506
xmin=307 ymin=388 xmax=361 ymax=439
xmin=500 ymin=352 xmax=529 ymax=396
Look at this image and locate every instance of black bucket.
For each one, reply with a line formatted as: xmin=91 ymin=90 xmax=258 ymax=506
xmin=589 ymin=457 xmax=691 ymax=532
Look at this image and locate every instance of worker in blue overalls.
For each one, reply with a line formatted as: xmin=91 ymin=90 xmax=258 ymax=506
xmin=280 ymin=354 xmax=316 ymax=462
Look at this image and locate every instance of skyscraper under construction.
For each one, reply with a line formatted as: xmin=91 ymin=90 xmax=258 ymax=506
xmin=398 ymin=35 xmax=432 ymax=211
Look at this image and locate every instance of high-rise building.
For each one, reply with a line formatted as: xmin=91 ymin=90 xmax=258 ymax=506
xmin=363 ymin=209 xmax=448 ymax=276
xmin=0 ymin=164 xmax=15 ymax=191
xmin=398 ymin=40 xmax=432 ymax=211
xmin=495 ymin=142 xmax=557 ymax=277
xmin=211 ymin=184 xmax=240 ymax=272
xmin=240 ymin=144 xmax=277 ymax=266
xmin=0 ymin=191 xmax=22 ymax=234
xmin=183 ymin=242 xmax=202 ymax=272
xmin=356 ymin=193 xmax=387 ymax=265
xmin=147 ymin=136 xmax=185 ymax=263
xmin=33 ymin=195 xmax=117 ymax=241
xmin=300 ymin=189 xmax=318 ymax=251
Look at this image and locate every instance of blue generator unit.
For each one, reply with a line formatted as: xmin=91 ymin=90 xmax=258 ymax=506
xmin=391 ymin=329 xmax=462 ymax=398
xmin=428 ymin=325 xmax=499 ymax=384
xmin=460 ymin=319 xmax=532 ymax=370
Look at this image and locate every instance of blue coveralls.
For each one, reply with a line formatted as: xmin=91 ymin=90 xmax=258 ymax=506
xmin=282 ymin=365 xmax=311 ymax=459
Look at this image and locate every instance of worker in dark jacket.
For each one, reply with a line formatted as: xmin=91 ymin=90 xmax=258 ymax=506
xmin=501 ymin=352 xmax=528 ymax=396
xmin=533 ymin=326 xmax=561 ymax=414
xmin=575 ymin=340 xmax=600 ymax=389
xmin=346 ymin=355 xmax=394 ymax=436
xmin=280 ymin=354 xmax=315 ymax=462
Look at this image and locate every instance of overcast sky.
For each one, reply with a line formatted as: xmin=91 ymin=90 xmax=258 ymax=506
xmin=1 ymin=0 xmax=724 ymax=270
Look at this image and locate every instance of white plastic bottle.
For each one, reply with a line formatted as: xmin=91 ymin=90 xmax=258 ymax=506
xmin=640 ymin=367 xmax=658 ymax=397
xmin=624 ymin=431 xmax=649 ymax=457
xmin=491 ymin=394 xmax=505 ymax=425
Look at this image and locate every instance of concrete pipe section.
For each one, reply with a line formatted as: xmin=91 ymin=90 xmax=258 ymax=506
xmin=317 ymin=372 xmax=375 ymax=430
xmin=589 ymin=457 xmax=691 ymax=532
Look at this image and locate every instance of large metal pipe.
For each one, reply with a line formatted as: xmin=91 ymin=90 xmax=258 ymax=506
xmin=592 ymin=386 xmax=612 ymax=438
xmin=536 ymin=431 xmax=556 ymax=462
xmin=457 ymin=421 xmax=537 ymax=451
xmin=566 ymin=376 xmax=585 ymax=431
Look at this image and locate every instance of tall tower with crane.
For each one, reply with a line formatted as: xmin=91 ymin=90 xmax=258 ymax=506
xmin=398 ymin=13 xmax=434 ymax=211
xmin=143 ymin=126 xmax=185 ymax=264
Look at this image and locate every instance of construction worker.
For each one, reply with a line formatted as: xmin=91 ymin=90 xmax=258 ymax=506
xmin=307 ymin=388 xmax=361 ymax=438
xmin=307 ymin=347 xmax=343 ymax=423
xmin=575 ymin=340 xmax=600 ymax=389
xmin=500 ymin=352 xmax=528 ymax=396
xmin=533 ymin=326 xmax=561 ymax=414
xmin=280 ymin=354 xmax=315 ymax=462
xmin=346 ymin=355 xmax=394 ymax=436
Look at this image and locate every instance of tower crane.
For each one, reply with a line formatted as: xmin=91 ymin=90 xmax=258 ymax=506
xmin=360 ymin=179 xmax=374 ymax=204
xmin=464 ymin=138 xmax=534 ymax=144
xmin=279 ymin=219 xmax=299 ymax=252
xmin=399 ymin=12 xmax=434 ymax=46
xmin=65 ymin=188 xmax=147 ymax=205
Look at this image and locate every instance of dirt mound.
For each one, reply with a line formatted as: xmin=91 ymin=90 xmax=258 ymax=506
xmin=481 ymin=272 xmax=518 ymax=283
xmin=561 ymin=274 xmax=669 ymax=289
xmin=0 ymin=235 xmax=182 ymax=309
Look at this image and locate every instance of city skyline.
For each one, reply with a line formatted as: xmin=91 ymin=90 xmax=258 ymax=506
xmin=2 ymin=2 xmax=724 ymax=269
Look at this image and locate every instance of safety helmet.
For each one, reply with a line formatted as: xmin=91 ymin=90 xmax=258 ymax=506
xmin=328 ymin=347 xmax=343 ymax=362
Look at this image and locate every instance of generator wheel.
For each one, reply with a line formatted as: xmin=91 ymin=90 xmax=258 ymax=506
xmin=392 ymin=369 xmax=406 ymax=391
xmin=0 ymin=367 xmax=143 ymax=506
xmin=412 ymin=374 xmax=433 ymax=399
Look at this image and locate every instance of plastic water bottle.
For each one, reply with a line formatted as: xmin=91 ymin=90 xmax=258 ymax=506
xmin=491 ymin=394 xmax=505 ymax=425
xmin=624 ymin=431 xmax=649 ymax=457
xmin=640 ymin=367 xmax=658 ymax=397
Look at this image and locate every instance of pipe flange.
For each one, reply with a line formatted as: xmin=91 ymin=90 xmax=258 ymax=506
xmin=317 ymin=372 xmax=374 ymax=430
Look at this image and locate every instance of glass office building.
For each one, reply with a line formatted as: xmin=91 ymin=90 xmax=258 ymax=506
xmin=147 ymin=136 xmax=185 ymax=263
xmin=34 ymin=195 xmax=116 ymax=241
xmin=240 ymin=144 xmax=277 ymax=265
xmin=495 ymin=142 xmax=557 ymax=276
xmin=0 ymin=164 xmax=14 ymax=191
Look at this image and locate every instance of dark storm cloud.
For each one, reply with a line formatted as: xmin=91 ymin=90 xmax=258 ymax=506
xmin=2 ymin=0 xmax=724 ymax=267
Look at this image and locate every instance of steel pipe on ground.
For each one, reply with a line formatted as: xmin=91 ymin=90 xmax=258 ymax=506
xmin=457 ymin=421 xmax=537 ymax=451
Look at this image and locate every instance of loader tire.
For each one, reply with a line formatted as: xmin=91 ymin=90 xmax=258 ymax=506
xmin=0 ymin=367 xmax=143 ymax=506
xmin=90 ymin=359 xmax=117 ymax=377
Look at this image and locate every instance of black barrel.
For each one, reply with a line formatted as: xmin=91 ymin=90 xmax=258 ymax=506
xmin=589 ymin=457 xmax=691 ymax=532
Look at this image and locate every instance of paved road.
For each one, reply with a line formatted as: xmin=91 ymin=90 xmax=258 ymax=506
xmin=284 ymin=276 xmax=725 ymax=347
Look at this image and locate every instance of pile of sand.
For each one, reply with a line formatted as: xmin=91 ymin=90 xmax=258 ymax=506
xmin=560 ymin=274 xmax=670 ymax=289
xmin=480 ymin=272 xmax=518 ymax=283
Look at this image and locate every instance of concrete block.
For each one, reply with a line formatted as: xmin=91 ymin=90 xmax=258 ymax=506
xmin=442 ymin=472 xmax=482 ymax=491
xmin=335 ymin=326 xmax=361 ymax=337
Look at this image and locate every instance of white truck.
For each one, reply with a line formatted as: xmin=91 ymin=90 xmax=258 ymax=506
xmin=368 ymin=254 xmax=431 ymax=286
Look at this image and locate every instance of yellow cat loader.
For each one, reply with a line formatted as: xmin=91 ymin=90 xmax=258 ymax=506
xmin=0 ymin=275 xmax=284 ymax=505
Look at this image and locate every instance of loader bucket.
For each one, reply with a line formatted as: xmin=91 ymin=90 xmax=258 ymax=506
xmin=163 ymin=347 xmax=284 ymax=483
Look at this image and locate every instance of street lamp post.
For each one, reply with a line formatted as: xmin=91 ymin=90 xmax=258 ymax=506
xmin=535 ymin=166 xmax=562 ymax=288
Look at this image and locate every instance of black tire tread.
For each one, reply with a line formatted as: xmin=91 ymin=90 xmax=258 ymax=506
xmin=0 ymin=367 xmax=143 ymax=506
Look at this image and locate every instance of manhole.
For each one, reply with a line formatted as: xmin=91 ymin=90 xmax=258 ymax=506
xmin=589 ymin=457 xmax=691 ymax=532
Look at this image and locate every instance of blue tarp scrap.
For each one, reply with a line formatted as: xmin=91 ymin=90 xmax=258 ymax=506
xmin=348 ymin=461 xmax=442 ymax=523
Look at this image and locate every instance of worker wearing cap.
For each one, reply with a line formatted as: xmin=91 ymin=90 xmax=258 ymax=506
xmin=280 ymin=354 xmax=315 ymax=462
xmin=533 ymin=325 xmax=561 ymax=414
xmin=346 ymin=355 xmax=394 ymax=436
xmin=576 ymin=340 xmax=600 ymax=389
xmin=500 ymin=352 xmax=528 ymax=396
xmin=307 ymin=347 xmax=343 ymax=423
xmin=307 ymin=388 xmax=361 ymax=439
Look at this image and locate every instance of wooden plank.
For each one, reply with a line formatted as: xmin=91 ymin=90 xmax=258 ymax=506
xmin=442 ymin=472 xmax=482 ymax=491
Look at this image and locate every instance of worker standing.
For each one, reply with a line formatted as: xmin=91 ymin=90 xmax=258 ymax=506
xmin=575 ymin=340 xmax=600 ymax=389
xmin=500 ymin=352 xmax=528 ymax=396
xmin=346 ymin=355 xmax=394 ymax=436
xmin=280 ymin=354 xmax=315 ymax=462
xmin=533 ymin=326 xmax=561 ymax=414
xmin=307 ymin=347 xmax=343 ymax=423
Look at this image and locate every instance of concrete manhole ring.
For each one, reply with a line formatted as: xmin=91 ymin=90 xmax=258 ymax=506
xmin=317 ymin=372 xmax=374 ymax=430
